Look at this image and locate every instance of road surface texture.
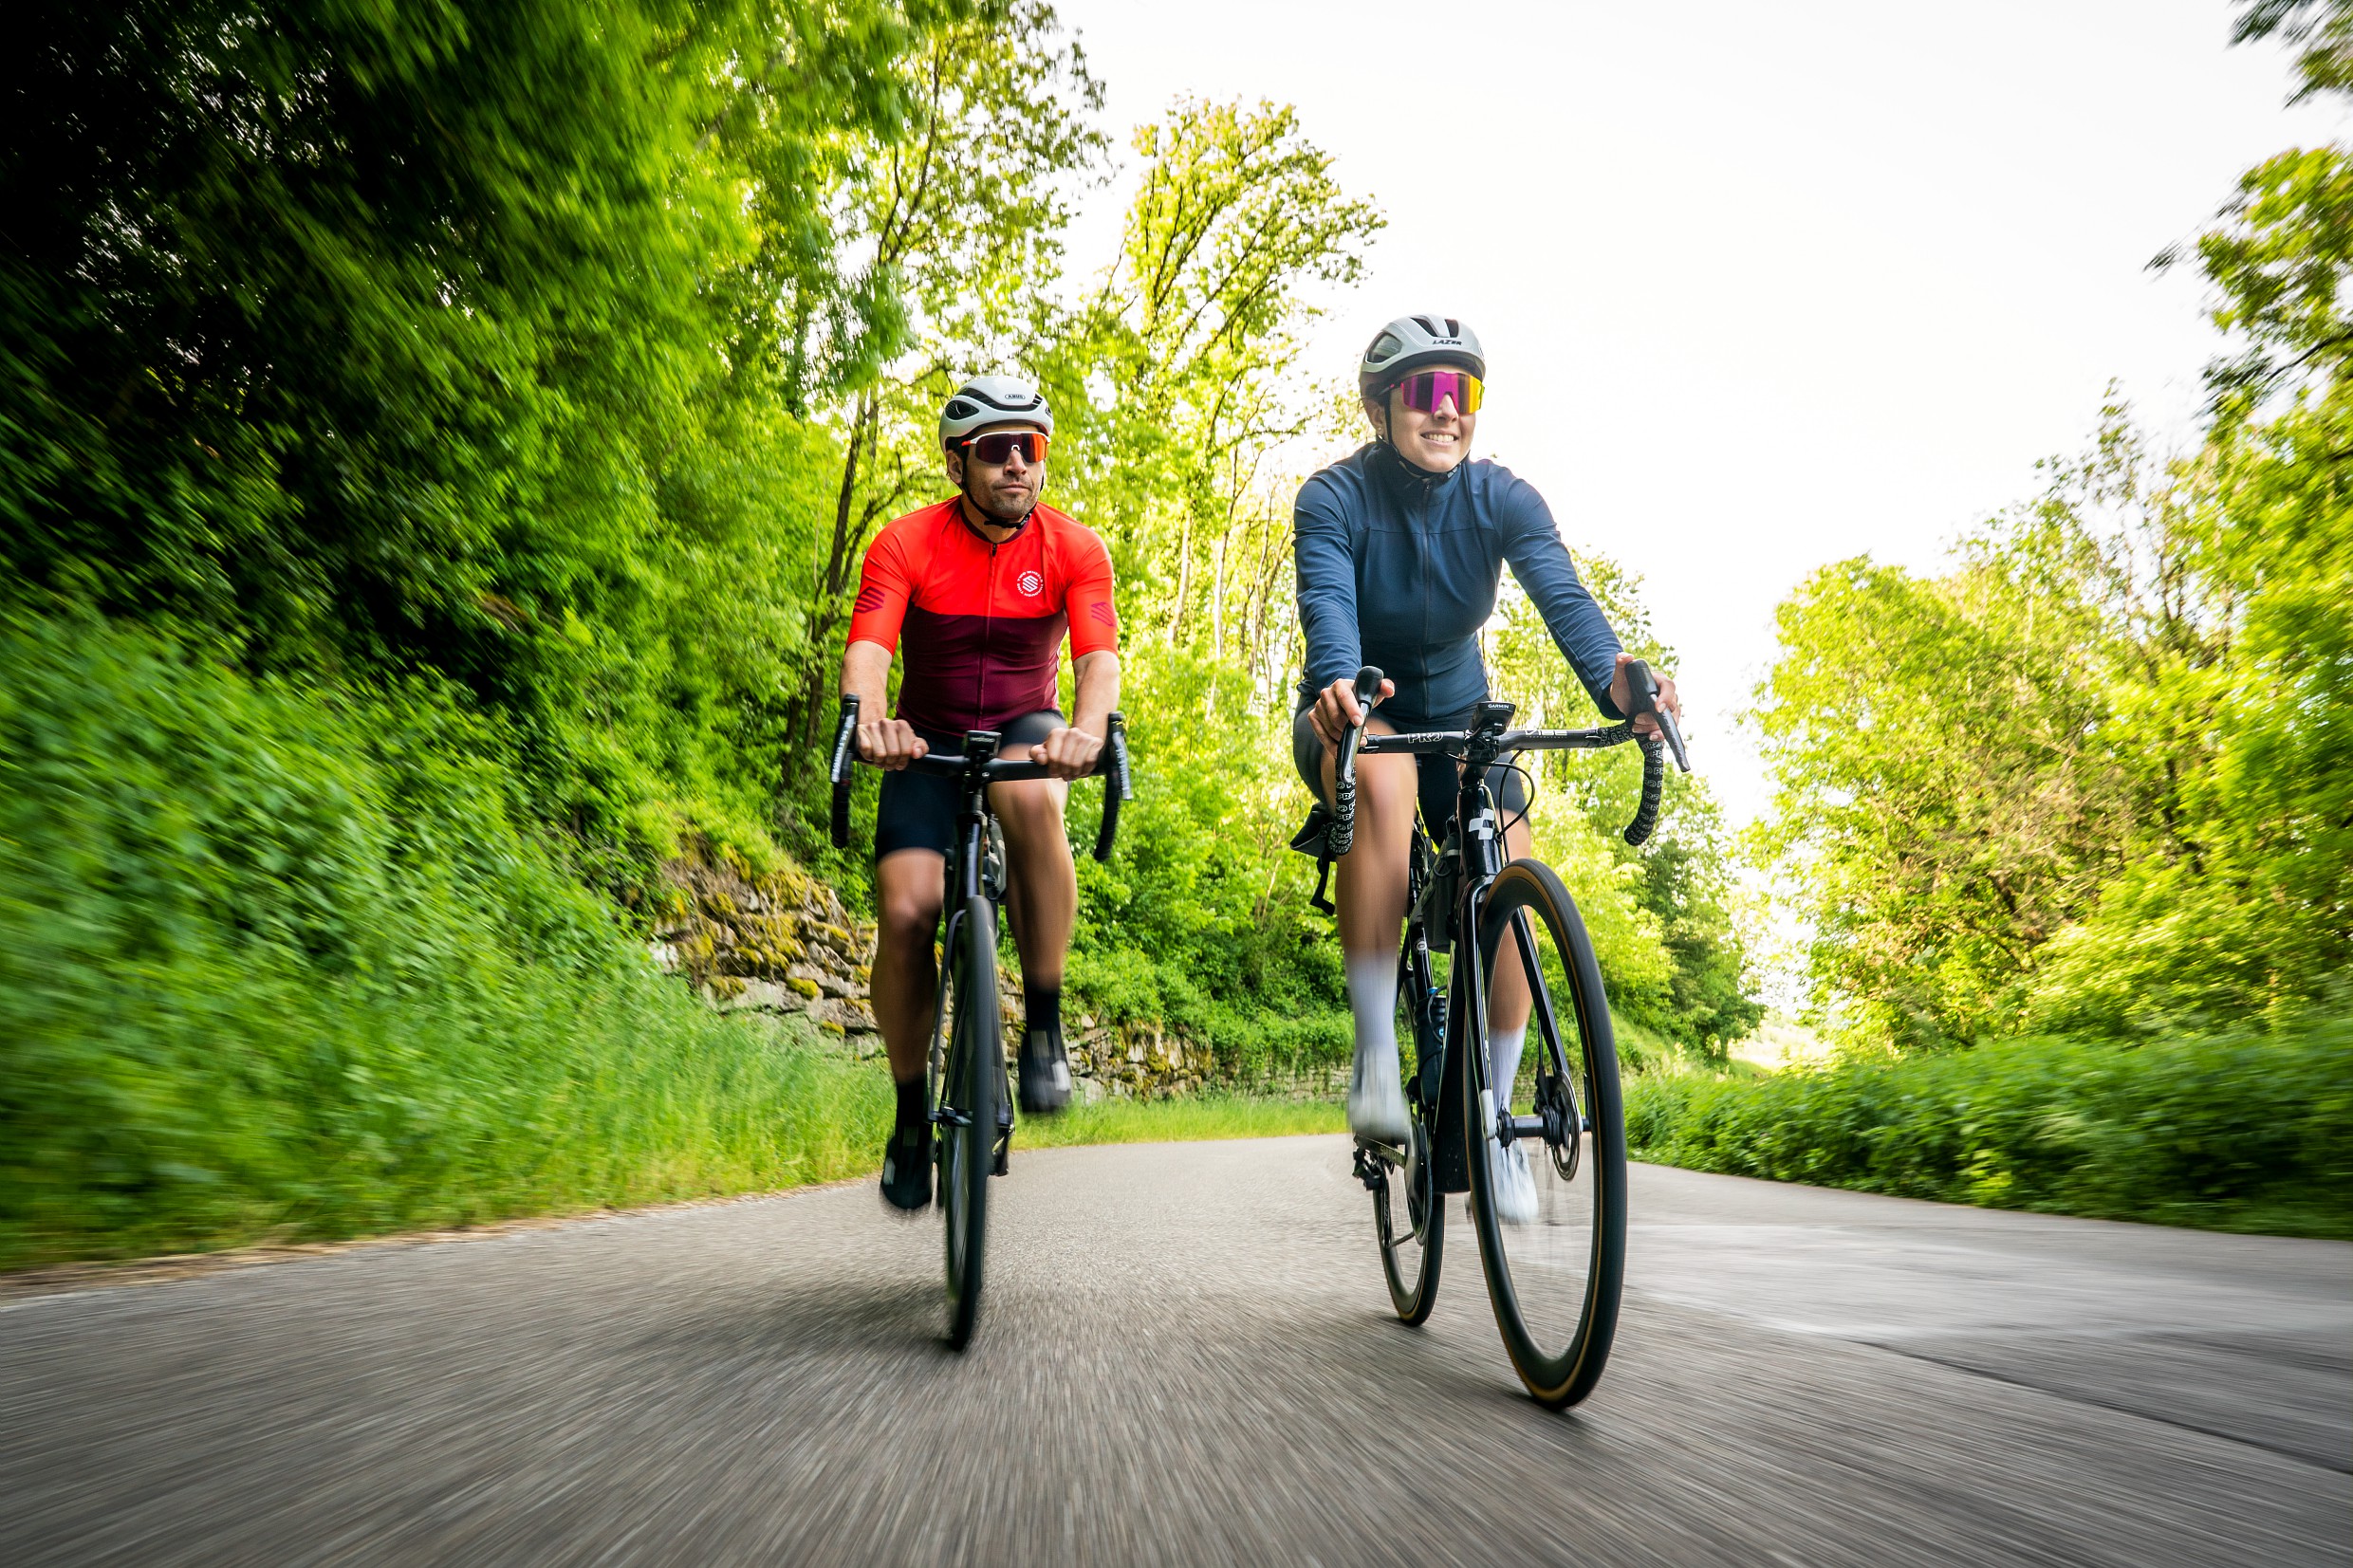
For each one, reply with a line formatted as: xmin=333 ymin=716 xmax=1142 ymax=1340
xmin=3 ymin=1136 xmax=2346 ymax=1566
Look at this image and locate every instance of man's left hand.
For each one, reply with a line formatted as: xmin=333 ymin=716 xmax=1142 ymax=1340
xmin=1031 ymin=725 xmax=1102 ymax=781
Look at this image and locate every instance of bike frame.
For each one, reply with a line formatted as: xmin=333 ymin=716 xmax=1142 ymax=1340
xmin=1366 ymin=699 xmax=1651 ymax=1191
xmin=1335 ymin=662 xmax=1683 ymax=1191
xmin=929 ymin=729 xmax=1012 ymax=1149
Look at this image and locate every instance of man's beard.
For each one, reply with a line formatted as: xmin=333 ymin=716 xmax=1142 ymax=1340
xmin=965 ymin=474 xmax=1033 ymax=523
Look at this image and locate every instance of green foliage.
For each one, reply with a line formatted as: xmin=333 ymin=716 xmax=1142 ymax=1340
xmin=1748 ymin=20 xmax=2352 ymax=1054
xmin=2235 ymin=0 xmax=2353 ymax=105
xmin=1 ymin=0 xmax=997 ymax=901
xmin=1491 ymin=563 xmax=1763 ymax=1058
xmin=1625 ymin=1022 xmax=2353 ymax=1239
xmin=1065 ymin=652 xmax=1353 ymax=1079
xmin=0 ymin=611 xmax=893 ymax=1268
xmin=1018 ymin=1093 xmax=1347 ymax=1147
xmin=1748 ymin=522 xmax=2122 ymax=1048
xmin=0 ymin=0 xmax=1759 ymax=1269
xmin=1017 ymin=101 xmax=1386 ymax=1071
xmin=1755 ymin=365 xmax=2349 ymax=1050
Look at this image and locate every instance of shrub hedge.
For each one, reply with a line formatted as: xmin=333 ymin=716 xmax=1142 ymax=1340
xmin=1625 ymin=1024 xmax=2353 ymax=1238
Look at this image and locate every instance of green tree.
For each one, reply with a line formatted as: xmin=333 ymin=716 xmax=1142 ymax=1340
xmin=1490 ymin=562 xmax=1761 ymax=1056
xmin=779 ymin=1 xmax=1109 ymax=753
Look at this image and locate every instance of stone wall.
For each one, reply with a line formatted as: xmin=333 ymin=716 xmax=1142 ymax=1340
xmin=650 ymin=849 xmax=1209 ymax=1100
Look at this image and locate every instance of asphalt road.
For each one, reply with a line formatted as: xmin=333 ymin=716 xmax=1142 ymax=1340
xmin=3 ymin=1137 xmax=2346 ymax=1566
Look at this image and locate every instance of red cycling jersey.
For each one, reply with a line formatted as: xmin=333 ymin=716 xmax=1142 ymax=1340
xmin=847 ymin=498 xmax=1120 ymax=736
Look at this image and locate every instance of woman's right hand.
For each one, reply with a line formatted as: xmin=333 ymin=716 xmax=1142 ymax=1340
xmin=856 ymin=717 xmax=928 ymax=770
xmin=1310 ymin=673 xmax=1396 ymax=750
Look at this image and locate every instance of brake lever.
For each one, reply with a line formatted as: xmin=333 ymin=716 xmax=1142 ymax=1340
xmin=1653 ymin=705 xmax=1690 ymax=774
xmin=1622 ymin=658 xmax=1690 ymax=773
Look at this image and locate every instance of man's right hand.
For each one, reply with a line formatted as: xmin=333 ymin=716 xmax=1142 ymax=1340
xmin=857 ymin=717 xmax=928 ymax=770
xmin=1309 ymin=673 xmax=1397 ymax=750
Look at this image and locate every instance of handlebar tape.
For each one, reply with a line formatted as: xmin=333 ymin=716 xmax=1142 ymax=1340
xmin=1092 ymin=713 xmax=1130 ymax=864
xmin=1623 ymin=736 xmax=1666 ymax=846
xmin=827 ymin=695 xmax=859 ymax=850
xmin=1327 ymin=665 xmax=1385 ymax=859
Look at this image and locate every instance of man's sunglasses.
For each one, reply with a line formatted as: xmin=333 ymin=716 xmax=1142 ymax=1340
xmin=1396 ymin=369 xmax=1483 ymax=415
xmin=960 ymin=431 xmax=1049 ymax=466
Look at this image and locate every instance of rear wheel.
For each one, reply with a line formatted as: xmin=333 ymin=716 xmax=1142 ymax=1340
xmin=1374 ymin=943 xmax=1444 ymax=1321
xmin=1465 ymin=859 xmax=1626 ymax=1409
xmin=940 ymin=896 xmax=998 ymax=1351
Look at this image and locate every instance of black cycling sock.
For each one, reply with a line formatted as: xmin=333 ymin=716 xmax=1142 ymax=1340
xmin=893 ymin=1074 xmax=926 ymax=1130
xmin=1023 ymin=984 xmax=1063 ymax=1054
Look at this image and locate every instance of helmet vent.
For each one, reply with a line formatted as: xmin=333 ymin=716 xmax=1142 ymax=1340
xmin=1411 ymin=315 xmax=1438 ymax=337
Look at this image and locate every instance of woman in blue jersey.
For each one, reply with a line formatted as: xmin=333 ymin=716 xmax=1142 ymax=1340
xmin=1293 ymin=314 xmax=1682 ymax=1219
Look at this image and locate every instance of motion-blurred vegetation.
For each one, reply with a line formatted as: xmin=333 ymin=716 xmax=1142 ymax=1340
xmin=1 ymin=0 xmax=1751 ymax=1263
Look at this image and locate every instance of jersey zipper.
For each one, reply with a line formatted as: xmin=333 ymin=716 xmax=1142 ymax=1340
xmin=976 ymin=534 xmax=998 ymax=731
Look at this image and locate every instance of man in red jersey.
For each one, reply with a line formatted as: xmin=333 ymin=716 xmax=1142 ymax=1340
xmin=840 ymin=376 xmax=1121 ymax=1211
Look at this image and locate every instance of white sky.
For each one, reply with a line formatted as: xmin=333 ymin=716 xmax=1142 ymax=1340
xmin=1051 ymin=0 xmax=2340 ymax=832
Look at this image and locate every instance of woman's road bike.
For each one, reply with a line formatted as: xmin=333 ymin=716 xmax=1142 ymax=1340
xmin=1330 ymin=660 xmax=1687 ymax=1408
xmin=829 ymin=698 xmax=1132 ymax=1349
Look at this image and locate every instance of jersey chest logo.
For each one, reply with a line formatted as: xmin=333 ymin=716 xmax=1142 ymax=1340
xmin=1016 ymin=569 xmax=1044 ymax=598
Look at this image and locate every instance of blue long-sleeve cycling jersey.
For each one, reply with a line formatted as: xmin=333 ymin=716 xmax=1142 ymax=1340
xmin=1293 ymin=443 xmax=1624 ymax=722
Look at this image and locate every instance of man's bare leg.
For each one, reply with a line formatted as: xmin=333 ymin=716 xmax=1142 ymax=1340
xmin=872 ymin=848 xmax=945 ymax=1208
xmin=872 ymin=849 xmax=948 ymax=1083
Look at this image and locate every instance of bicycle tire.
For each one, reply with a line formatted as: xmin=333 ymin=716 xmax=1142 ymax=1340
xmin=1375 ymin=944 xmax=1444 ymax=1322
xmin=941 ymin=895 xmax=998 ymax=1351
xmin=1464 ymin=858 xmax=1627 ymax=1409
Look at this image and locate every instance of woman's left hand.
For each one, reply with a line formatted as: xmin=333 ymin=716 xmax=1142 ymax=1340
xmin=1609 ymin=651 xmax=1682 ymax=738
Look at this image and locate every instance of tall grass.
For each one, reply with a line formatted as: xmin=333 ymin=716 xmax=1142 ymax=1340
xmin=1019 ymin=1094 xmax=1345 ymax=1148
xmin=0 ymin=613 xmax=898 ymax=1268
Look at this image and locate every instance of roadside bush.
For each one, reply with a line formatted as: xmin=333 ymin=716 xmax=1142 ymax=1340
xmin=1624 ymin=1023 xmax=2353 ymax=1238
xmin=0 ymin=612 xmax=889 ymax=1268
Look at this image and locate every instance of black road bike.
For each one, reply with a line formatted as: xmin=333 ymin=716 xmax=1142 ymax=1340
xmin=828 ymin=699 xmax=1132 ymax=1350
xmin=1332 ymin=660 xmax=1687 ymax=1408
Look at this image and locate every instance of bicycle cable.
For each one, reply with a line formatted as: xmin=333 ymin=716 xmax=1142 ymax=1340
xmin=1492 ymin=754 xmax=1537 ymax=840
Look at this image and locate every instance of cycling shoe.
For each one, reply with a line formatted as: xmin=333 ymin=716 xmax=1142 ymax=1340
xmin=1489 ymin=1135 xmax=1537 ymax=1225
xmin=1348 ymin=1042 xmax=1409 ymax=1144
xmin=880 ymin=1120 xmax=933 ymax=1211
xmin=1019 ymin=1028 xmax=1072 ymax=1115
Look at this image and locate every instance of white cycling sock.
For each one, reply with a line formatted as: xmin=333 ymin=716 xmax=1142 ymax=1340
xmin=1346 ymin=954 xmax=1398 ymax=1072
xmin=1345 ymin=954 xmax=1407 ymax=1140
xmin=1488 ymin=1024 xmax=1527 ymax=1110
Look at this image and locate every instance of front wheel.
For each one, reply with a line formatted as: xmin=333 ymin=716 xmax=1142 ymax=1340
xmin=940 ymin=896 xmax=998 ymax=1351
xmin=1466 ymin=859 xmax=1627 ymax=1409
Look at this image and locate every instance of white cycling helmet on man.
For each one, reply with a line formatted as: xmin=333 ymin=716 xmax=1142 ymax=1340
xmin=938 ymin=374 xmax=1052 ymax=451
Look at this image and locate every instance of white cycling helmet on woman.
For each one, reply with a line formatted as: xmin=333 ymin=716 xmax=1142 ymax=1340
xmin=1358 ymin=314 xmax=1486 ymax=394
xmin=938 ymin=374 xmax=1053 ymax=451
